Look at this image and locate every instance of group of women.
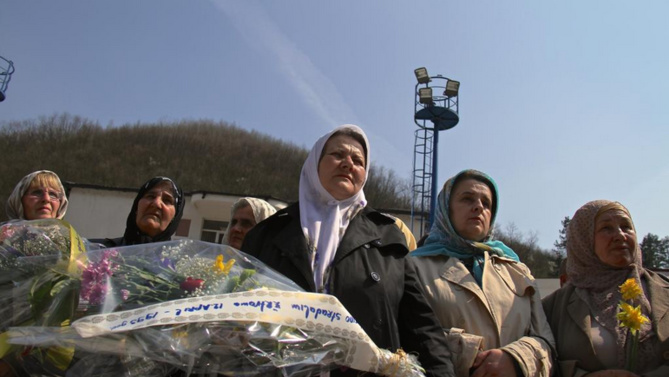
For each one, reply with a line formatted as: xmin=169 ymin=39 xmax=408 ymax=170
xmin=6 ymin=124 xmax=669 ymax=376
xmin=6 ymin=172 xmax=275 ymax=251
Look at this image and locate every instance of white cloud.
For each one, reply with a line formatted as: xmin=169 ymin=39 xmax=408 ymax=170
xmin=210 ymin=0 xmax=358 ymax=132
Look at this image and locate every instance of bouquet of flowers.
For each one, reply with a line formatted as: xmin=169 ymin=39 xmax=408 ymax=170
xmin=0 ymin=219 xmax=86 ymax=373
xmin=8 ymin=239 xmax=425 ymax=377
xmin=616 ymin=277 xmax=650 ymax=372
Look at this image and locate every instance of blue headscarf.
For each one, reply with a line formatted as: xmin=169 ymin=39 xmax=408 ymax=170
xmin=412 ymin=169 xmax=519 ymax=286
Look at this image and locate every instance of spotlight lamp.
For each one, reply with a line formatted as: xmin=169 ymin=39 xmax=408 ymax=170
xmin=418 ymin=87 xmax=433 ymax=104
xmin=444 ymin=79 xmax=460 ymax=97
xmin=414 ymin=67 xmax=430 ymax=84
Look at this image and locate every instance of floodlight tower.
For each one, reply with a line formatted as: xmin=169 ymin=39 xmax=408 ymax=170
xmin=0 ymin=55 xmax=15 ymax=102
xmin=411 ymin=67 xmax=460 ymax=237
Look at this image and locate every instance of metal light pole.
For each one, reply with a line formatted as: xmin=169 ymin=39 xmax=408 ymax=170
xmin=411 ymin=67 xmax=460 ymax=237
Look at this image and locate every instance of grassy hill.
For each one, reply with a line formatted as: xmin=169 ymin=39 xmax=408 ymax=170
xmin=0 ymin=113 xmax=411 ymax=221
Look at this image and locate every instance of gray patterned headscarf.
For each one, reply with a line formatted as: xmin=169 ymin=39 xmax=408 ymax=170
xmin=567 ymin=200 xmax=652 ymax=370
xmin=6 ymin=170 xmax=69 ymax=220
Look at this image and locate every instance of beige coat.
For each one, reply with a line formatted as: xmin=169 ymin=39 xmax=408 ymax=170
xmin=413 ymin=253 xmax=555 ymax=377
xmin=542 ymin=270 xmax=669 ymax=377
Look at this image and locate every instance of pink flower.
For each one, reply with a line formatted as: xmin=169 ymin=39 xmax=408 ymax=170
xmin=80 ymin=250 xmax=120 ymax=306
xmin=0 ymin=225 xmax=16 ymax=242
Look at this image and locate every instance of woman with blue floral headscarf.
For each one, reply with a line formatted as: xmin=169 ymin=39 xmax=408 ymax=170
xmin=413 ymin=169 xmax=555 ymax=377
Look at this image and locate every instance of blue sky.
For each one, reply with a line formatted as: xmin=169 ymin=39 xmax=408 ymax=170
xmin=2 ymin=1 xmax=668 ymax=250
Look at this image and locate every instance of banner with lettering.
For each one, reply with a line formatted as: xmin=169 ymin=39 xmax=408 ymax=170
xmin=73 ymin=289 xmax=381 ymax=372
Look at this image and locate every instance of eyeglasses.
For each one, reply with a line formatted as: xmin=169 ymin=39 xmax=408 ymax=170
xmin=26 ymin=188 xmax=63 ymax=202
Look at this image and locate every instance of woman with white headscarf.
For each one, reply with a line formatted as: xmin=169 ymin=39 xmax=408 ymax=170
xmin=243 ymin=125 xmax=453 ymax=377
xmin=6 ymin=170 xmax=69 ymax=221
xmin=221 ymin=197 xmax=276 ymax=249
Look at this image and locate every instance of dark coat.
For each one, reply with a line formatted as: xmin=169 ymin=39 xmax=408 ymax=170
xmin=242 ymin=203 xmax=453 ymax=377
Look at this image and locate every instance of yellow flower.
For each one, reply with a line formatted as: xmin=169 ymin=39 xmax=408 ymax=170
xmin=619 ymin=278 xmax=643 ymax=301
xmin=617 ymin=301 xmax=650 ymax=334
xmin=214 ymin=255 xmax=235 ymax=275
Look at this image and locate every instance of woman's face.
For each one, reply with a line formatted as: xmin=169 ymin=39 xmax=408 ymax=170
xmin=448 ymin=178 xmax=493 ymax=242
xmin=135 ymin=181 xmax=177 ymax=237
xmin=228 ymin=205 xmax=256 ymax=250
xmin=318 ymin=134 xmax=366 ymax=200
xmin=21 ymin=184 xmax=63 ymax=220
xmin=593 ymin=209 xmax=636 ymax=268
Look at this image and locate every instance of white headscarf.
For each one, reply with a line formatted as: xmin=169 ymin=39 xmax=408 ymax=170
xmin=6 ymin=170 xmax=69 ymax=220
xmin=299 ymin=124 xmax=369 ymax=292
xmin=221 ymin=197 xmax=277 ymax=246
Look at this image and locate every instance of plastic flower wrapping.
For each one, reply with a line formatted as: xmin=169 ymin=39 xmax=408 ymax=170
xmin=0 ymin=219 xmax=86 ymax=374
xmin=3 ymin=227 xmax=425 ymax=376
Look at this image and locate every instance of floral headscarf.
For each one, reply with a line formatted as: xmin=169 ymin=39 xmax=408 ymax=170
xmin=566 ymin=199 xmax=652 ymax=368
xmin=121 ymin=177 xmax=185 ymax=245
xmin=298 ymin=124 xmax=369 ymax=292
xmin=6 ymin=170 xmax=69 ymax=220
xmin=221 ymin=197 xmax=277 ymax=246
xmin=412 ymin=169 xmax=518 ymax=286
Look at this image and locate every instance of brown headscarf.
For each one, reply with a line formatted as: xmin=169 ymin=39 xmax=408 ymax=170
xmin=566 ymin=199 xmax=652 ymax=369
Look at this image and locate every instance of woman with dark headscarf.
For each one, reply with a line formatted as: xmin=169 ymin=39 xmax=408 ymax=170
xmin=92 ymin=177 xmax=184 ymax=247
xmin=6 ymin=170 xmax=69 ymax=221
xmin=543 ymin=200 xmax=669 ymax=376
xmin=242 ymin=124 xmax=454 ymax=376
xmin=412 ymin=169 xmax=555 ymax=377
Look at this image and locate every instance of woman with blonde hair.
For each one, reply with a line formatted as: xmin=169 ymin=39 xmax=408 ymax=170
xmin=6 ymin=170 xmax=68 ymax=221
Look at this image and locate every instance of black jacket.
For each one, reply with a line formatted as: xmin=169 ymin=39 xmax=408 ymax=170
xmin=242 ymin=203 xmax=454 ymax=377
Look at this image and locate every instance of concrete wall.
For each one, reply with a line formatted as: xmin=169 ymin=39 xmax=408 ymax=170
xmin=64 ymin=187 xmax=135 ymax=239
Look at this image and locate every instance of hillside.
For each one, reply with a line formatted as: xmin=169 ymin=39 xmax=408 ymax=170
xmin=0 ymin=113 xmax=411 ymax=221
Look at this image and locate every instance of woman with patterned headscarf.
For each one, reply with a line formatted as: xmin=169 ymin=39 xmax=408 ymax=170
xmin=412 ymin=169 xmax=555 ymax=377
xmin=543 ymin=200 xmax=669 ymax=376
xmin=90 ymin=176 xmax=184 ymax=247
xmin=6 ymin=170 xmax=69 ymax=221
xmin=221 ymin=197 xmax=276 ymax=250
xmin=243 ymin=124 xmax=454 ymax=376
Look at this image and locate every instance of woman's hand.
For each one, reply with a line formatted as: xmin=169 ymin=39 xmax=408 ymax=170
xmin=585 ymin=371 xmax=640 ymax=377
xmin=470 ymin=349 xmax=517 ymax=377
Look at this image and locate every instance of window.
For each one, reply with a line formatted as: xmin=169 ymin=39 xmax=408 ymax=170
xmin=201 ymin=220 xmax=228 ymax=243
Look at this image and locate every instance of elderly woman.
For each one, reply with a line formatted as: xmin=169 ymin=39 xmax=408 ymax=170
xmin=6 ymin=170 xmax=68 ymax=221
xmin=92 ymin=176 xmax=184 ymax=247
xmin=543 ymin=200 xmax=669 ymax=377
xmin=412 ymin=169 xmax=555 ymax=377
xmin=242 ymin=125 xmax=453 ymax=376
xmin=221 ymin=197 xmax=276 ymax=250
